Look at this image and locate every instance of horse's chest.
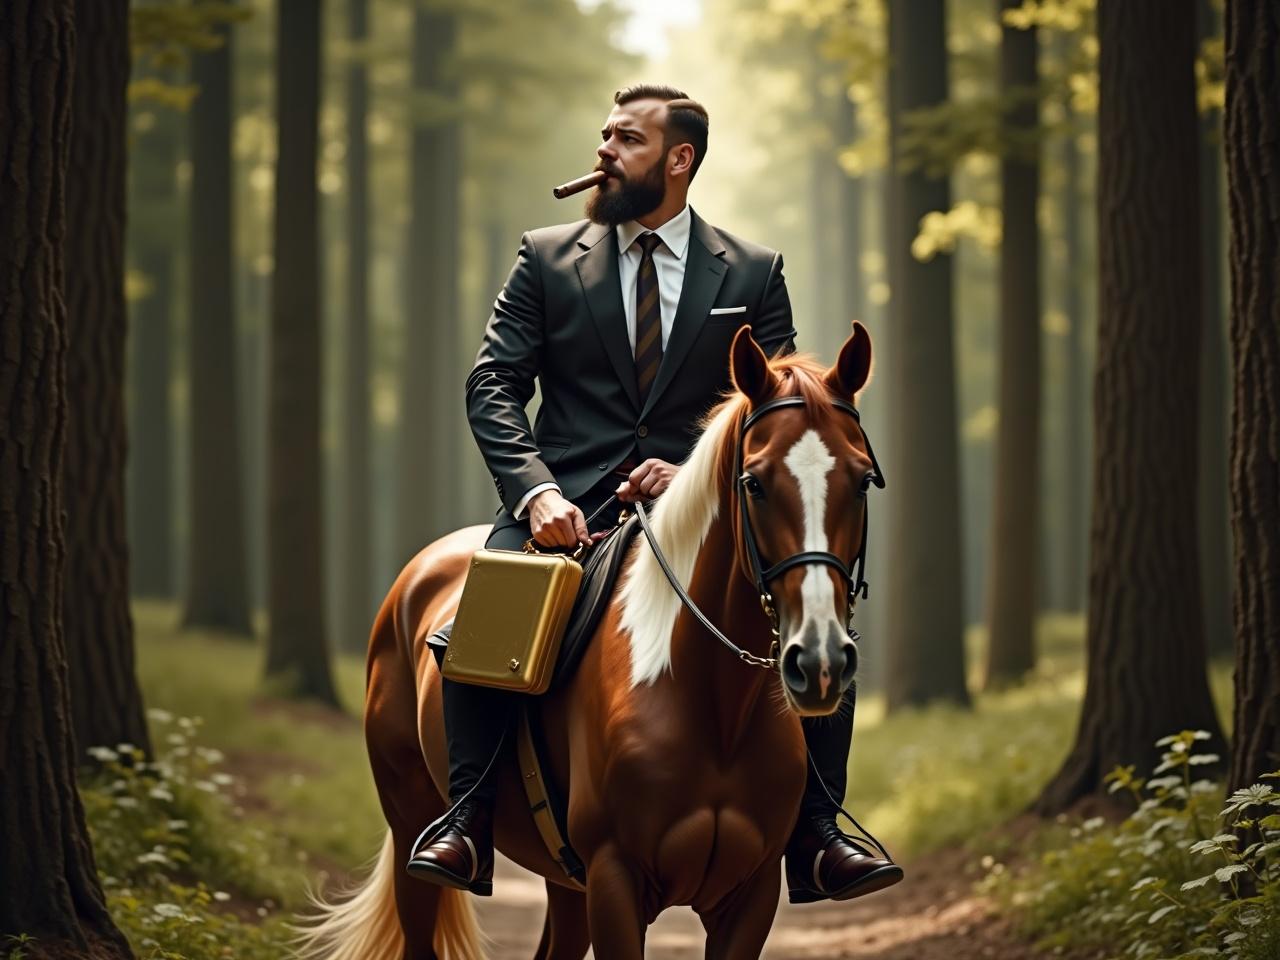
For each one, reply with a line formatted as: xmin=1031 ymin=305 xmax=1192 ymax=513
xmin=594 ymin=726 xmax=804 ymax=911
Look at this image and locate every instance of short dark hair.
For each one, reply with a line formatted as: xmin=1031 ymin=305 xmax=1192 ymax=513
xmin=614 ymin=84 xmax=709 ymax=182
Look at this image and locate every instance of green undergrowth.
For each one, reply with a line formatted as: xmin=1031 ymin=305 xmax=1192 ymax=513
xmin=80 ymin=722 xmax=295 ymax=958
xmin=846 ymin=614 xmax=1234 ymax=860
xmin=75 ymin=602 xmax=386 ymax=959
xmin=984 ymin=733 xmax=1280 ymax=960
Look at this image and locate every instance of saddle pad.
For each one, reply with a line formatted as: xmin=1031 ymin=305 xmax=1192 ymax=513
xmin=551 ymin=514 xmax=642 ymax=686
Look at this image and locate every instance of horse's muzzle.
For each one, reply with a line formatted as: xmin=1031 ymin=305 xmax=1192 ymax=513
xmin=780 ymin=622 xmax=857 ymax=715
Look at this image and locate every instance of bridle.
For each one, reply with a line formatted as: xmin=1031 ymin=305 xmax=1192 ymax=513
xmin=634 ymin=394 xmax=885 ymax=671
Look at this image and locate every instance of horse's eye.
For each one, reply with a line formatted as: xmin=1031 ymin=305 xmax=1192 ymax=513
xmin=740 ymin=473 xmax=765 ymax=500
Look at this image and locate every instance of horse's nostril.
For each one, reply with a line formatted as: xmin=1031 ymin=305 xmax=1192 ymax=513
xmin=781 ymin=643 xmax=807 ymax=694
xmin=839 ymin=639 xmax=858 ymax=689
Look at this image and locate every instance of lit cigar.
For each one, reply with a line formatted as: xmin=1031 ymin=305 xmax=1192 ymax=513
xmin=553 ymin=170 xmax=607 ymax=199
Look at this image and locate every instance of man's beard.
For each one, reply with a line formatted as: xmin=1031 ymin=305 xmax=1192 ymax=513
xmin=584 ymin=156 xmax=666 ymax=226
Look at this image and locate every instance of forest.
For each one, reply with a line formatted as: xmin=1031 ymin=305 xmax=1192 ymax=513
xmin=1 ymin=0 xmax=1278 ymax=957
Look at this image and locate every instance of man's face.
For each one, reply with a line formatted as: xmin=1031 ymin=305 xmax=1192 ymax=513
xmin=585 ymin=99 xmax=669 ymax=226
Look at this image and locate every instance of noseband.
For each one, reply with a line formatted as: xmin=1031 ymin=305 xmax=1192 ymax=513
xmin=633 ymin=394 xmax=885 ymax=671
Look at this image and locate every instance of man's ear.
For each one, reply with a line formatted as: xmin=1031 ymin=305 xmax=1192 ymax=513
xmin=730 ymin=325 xmax=778 ymax=402
xmin=668 ymin=142 xmax=695 ymax=178
xmin=824 ymin=321 xmax=873 ymax=399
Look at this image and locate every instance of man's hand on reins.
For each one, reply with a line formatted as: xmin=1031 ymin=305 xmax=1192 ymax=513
xmin=616 ymin=459 xmax=680 ymax=503
xmin=529 ymin=489 xmax=593 ymax=548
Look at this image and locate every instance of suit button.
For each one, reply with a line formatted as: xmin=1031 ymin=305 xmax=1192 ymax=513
xmin=637 ymin=424 xmax=649 ymax=438
xmin=598 ymin=462 xmax=608 ymax=470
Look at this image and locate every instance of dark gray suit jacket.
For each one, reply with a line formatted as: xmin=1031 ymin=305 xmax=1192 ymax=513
xmin=465 ymin=209 xmax=796 ymax=521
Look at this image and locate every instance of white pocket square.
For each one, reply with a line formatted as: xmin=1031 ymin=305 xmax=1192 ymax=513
xmin=709 ymin=305 xmax=747 ymax=315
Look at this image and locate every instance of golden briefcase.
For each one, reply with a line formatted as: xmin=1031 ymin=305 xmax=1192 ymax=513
xmin=441 ymin=542 xmax=584 ymax=695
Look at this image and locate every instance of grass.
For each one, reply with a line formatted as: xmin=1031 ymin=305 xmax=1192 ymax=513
xmin=845 ymin=613 xmax=1236 ymax=859
xmin=132 ymin=602 xmax=384 ymax=878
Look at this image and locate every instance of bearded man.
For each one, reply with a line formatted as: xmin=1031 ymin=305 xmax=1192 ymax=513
xmin=407 ymin=83 xmax=903 ymax=905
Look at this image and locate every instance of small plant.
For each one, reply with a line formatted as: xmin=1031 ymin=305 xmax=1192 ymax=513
xmin=79 ymin=710 xmax=296 ymax=959
xmin=987 ymin=731 xmax=1280 ymax=959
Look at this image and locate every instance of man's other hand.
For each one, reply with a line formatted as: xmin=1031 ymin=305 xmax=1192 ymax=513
xmin=529 ymin=489 xmax=591 ymax=548
xmin=616 ymin=459 xmax=680 ymax=503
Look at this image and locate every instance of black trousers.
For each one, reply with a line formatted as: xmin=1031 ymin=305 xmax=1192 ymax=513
xmin=441 ymin=478 xmax=857 ymax=821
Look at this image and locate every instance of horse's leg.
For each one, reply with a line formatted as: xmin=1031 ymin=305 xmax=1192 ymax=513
xmin=697 ymin=865 xmax=781 ymax=960
xmin=584 ymin=849 xmax=647 ymax=960
xmin=369 ymin=746 xmax=449 ymax=960
xmin=531 ymin=881 xmax=590 ymax=960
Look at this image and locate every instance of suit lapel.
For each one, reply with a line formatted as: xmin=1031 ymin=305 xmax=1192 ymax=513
xmin=575 ymin=223 xmax=641 ymax=412
xmin=640 ymin=211 xmax=728 ymax=419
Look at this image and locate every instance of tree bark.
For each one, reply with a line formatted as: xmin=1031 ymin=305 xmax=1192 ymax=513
xmin=397 ymin=5 xmax=461 ymax=560
xmin=1197 ymin=0 xmax=1233 ymax=658
xmin=984 ymin=0 xmax=1042 ymax=688
xmin=126 ymin=102 xmax=177 ymax=600
xmin=1223 ymin=0 xmax=1280 ymax=792
xmin=1060 ymin=109 xmax=1088 ymax=614
xmin=340 ymin=0 xmax=373 ymax=653
xmin=0 ymin=2 xmax=134 ymax=953
xmin=884 ymin=0 xmax=971 ymax=711
xmin=63 ymin=0 xmax=151 ymax=758
xmin=264 ymin=0 xmax=339 ymax=704
xmin=183 ymin=0 xmax=251 ymax=636
xmin=833 ymin=83 xmax=865 ymax=336
xmin=1036 ymin=0 xmax=1226 ymax=814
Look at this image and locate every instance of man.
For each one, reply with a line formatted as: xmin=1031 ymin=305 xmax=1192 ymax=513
xmin=408 ymin=84 xmax=901 ymax=904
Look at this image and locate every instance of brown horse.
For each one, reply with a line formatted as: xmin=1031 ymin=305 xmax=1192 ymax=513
xmin=299 ymin=323 xmax=877 ymax=959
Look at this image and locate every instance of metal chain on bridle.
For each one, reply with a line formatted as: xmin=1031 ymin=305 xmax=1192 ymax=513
xmin=634 ymin=394 xmax=885 ymax=671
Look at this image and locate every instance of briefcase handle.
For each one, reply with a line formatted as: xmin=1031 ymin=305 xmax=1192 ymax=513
xmin=520 ymin=494 xmax=636 ymax=563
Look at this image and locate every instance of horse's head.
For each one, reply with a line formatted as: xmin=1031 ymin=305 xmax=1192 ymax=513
xmin=727 ymin=323 xmax=880 ymax=716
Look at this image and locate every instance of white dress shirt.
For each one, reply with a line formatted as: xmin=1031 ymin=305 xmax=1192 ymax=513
xmin=514 ymin=204 xmax=694 ymax=521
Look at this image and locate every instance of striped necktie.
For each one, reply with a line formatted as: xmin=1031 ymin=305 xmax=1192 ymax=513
xmin=634 ymin=232 xmax=664 ymax=403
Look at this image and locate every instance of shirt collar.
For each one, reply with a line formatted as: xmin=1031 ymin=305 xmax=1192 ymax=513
xmin=616 ymin=203 xmax=692 ymax=261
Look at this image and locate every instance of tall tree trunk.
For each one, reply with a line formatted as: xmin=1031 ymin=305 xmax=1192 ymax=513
xmin=339 ymin=0 xmax=373 ymax=653
xmin=1197 ymin=0 xmax=1232 ymax=658
xmin=1060 ymin=109 xmax=1088 ymax=614
xmin=1223 ymin=0 xmax=1280 ymax=793
xmin=884 ymin=0 xmax=971 ymax=712
xmin=127 ymin=104 xmax=177 ymax=600
xmin=0 ymin=3 xmax=133 ymax=953
xmin=808 ymin=59 xmax=841 ymax=361
xmin=184 ymin=0 xmax=251 ymax=635
xmin=264 ymin=0 xmax=338 ymax=704
xmin=984 ymin=0 xmax=1042 ymax=687
xmin=1036 ymin=0 xmax=1225 ymax=814
xmin=63 ymin=0 xmax=151 ymax=758
xmin=833 ymin=82 xmax=865 ymax=333
xmin=398 ymin=6 xmax=461 ymax=560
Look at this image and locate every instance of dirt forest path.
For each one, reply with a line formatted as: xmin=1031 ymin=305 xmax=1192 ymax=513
xmin=474 ymin=845 xmax=1047 ymax=959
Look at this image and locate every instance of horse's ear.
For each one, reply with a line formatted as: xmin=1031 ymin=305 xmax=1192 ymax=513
xmin=730 ymin=325 xmax=777 ymax=402
xmin=825 ymin=321 xmax=872 ymax=399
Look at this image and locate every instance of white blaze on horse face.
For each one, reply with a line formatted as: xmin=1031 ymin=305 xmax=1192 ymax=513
xmin=783 ymin=429 xmax=837 ymax=700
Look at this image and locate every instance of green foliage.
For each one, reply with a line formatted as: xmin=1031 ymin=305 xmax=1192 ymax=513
xmin=129 ymin=2 xmax=251 ymax=111
xmin=987 ymin=734 xmax=1280 ymax=960
xmin=80 ymin=712 xmax=296 ymax=958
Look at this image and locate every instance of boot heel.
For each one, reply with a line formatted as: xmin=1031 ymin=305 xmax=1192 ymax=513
xmin=468 ymin=879 xmax=493 ymax=897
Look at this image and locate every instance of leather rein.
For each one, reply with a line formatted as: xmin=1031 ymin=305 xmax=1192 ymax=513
xmin=633 ymin=395 xmax=885 ymax=671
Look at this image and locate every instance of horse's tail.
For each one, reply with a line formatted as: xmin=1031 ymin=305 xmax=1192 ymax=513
xmin=294 ymin=829 xmax=483 ymax=959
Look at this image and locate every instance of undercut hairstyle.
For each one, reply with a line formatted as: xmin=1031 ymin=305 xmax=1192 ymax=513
xmin=614 ymin=83 xmax=710 ymax=182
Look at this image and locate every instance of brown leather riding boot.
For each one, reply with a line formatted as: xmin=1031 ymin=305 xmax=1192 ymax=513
xmin=405 ymin=798 xmax=495 ymax=896
xmin=784 ymin=814 xmax=904 ymax=904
